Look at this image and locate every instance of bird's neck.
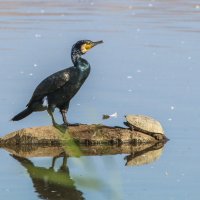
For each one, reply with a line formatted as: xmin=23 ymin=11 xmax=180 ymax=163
xmin=71 ymin=48 xmax=82 ymax=65
xmin=71 ymin=49 xmax=90 ymax=71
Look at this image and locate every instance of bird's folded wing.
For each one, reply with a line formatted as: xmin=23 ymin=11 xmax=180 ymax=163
xmin=26 ymin=67 xmax=73 ymax=106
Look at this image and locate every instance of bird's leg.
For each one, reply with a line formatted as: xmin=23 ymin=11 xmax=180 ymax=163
xmin=49 ymin=156 xmax=58 ymax=170
xmin=59 ymin=103 xmax=69 ymax=126
xmin=60 ymin=108 xmax=80 ymax=127
xmin=60 ymin=109 xmax=68 ymax=125
xmin=59 ymin=156 xmax=68 ymax=172
xmin=47 ymin=106 xmax=58 ymax=126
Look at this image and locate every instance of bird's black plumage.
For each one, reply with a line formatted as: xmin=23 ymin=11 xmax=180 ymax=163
xmin=12 ymin=40 xmax=103 ymax=126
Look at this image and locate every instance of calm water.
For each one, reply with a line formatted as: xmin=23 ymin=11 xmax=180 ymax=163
xmin=0 ymin=0 xmax=200 ymax=199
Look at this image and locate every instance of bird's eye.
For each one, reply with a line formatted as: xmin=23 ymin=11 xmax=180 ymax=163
xmin=81 ymin=43 xmax=92 ymax=53
xmin=85 ymin=43 xmax=92 ymax=50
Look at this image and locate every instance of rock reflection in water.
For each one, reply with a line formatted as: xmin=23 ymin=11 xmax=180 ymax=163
xmin=3 ymin=141 xmax=166 ymax=163
xmin=7 ymin=142 xmax=165 ymax=199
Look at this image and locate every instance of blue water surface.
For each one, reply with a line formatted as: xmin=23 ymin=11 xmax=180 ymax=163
xmin=0 ymin=0 xmax=200 ymax=199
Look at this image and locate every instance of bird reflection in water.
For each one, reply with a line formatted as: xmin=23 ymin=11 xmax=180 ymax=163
xmin=11 ymin=155 xmax=85 ymax=200
xmin=8 ymin=141 xmax=166 ymax=199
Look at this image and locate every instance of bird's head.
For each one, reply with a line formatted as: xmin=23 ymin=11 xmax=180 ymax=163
xmin=72 ymin=40 xmax=103 ymax=55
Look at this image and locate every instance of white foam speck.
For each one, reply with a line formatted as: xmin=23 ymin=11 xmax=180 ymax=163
xmin=136 ymin=69 xmax=142 ymax=73
xmin=127 ymin=75 xmax=133 ymax=79
xmin=170 ymin=106 xmax=175 ymax=110
xmin=188 ymin=56 xmax=192 ymax=60
xmin=168 ymin=118 xmax=172 ymax=121
xmin=35 ymin=34 xmax=41 ymax=38
xmin=109 ymin=112 xmax=118 ymax=118
xmin=195 ymin=5 xmax=200 ymax=9
xmin=128 ymin=89 xmax=132 ymax=92
xmin=29 ymin=73 xmax=33 ymax=76
xmin=128 ymin=5 xmax=133 ymax=10
xmin=34 ymin=64 xmax=38 ymax=67
xmin=148 ymin=3 xmax=153 ymax=7
xmin=77 ymin=103 xmax=81 ymax=106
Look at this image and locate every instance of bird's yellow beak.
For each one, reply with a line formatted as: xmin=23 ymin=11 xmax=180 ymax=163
xmin=81 ymin=40 xmax=103 ymax=53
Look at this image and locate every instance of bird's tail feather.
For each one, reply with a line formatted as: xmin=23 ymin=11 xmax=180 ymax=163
xmin=11 ymin=108 xmax=33 ymax=121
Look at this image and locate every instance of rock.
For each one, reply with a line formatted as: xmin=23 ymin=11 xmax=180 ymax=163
xmin=0 ymin=124 xmax=168 ymax=146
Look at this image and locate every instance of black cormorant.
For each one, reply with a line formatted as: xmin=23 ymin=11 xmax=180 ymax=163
xmin=12 ymin=40 xmax=103 ymax=126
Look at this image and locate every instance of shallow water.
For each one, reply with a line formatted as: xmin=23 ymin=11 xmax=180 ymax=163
xmin=0 ymin=0 xmax=200 ymax=199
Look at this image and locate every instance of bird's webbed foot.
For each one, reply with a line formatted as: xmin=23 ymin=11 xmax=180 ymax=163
xmin=54 ymin=123 xmax=68 ymax=133
xmin=62 ymin=123 xmax=80 ymax=127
